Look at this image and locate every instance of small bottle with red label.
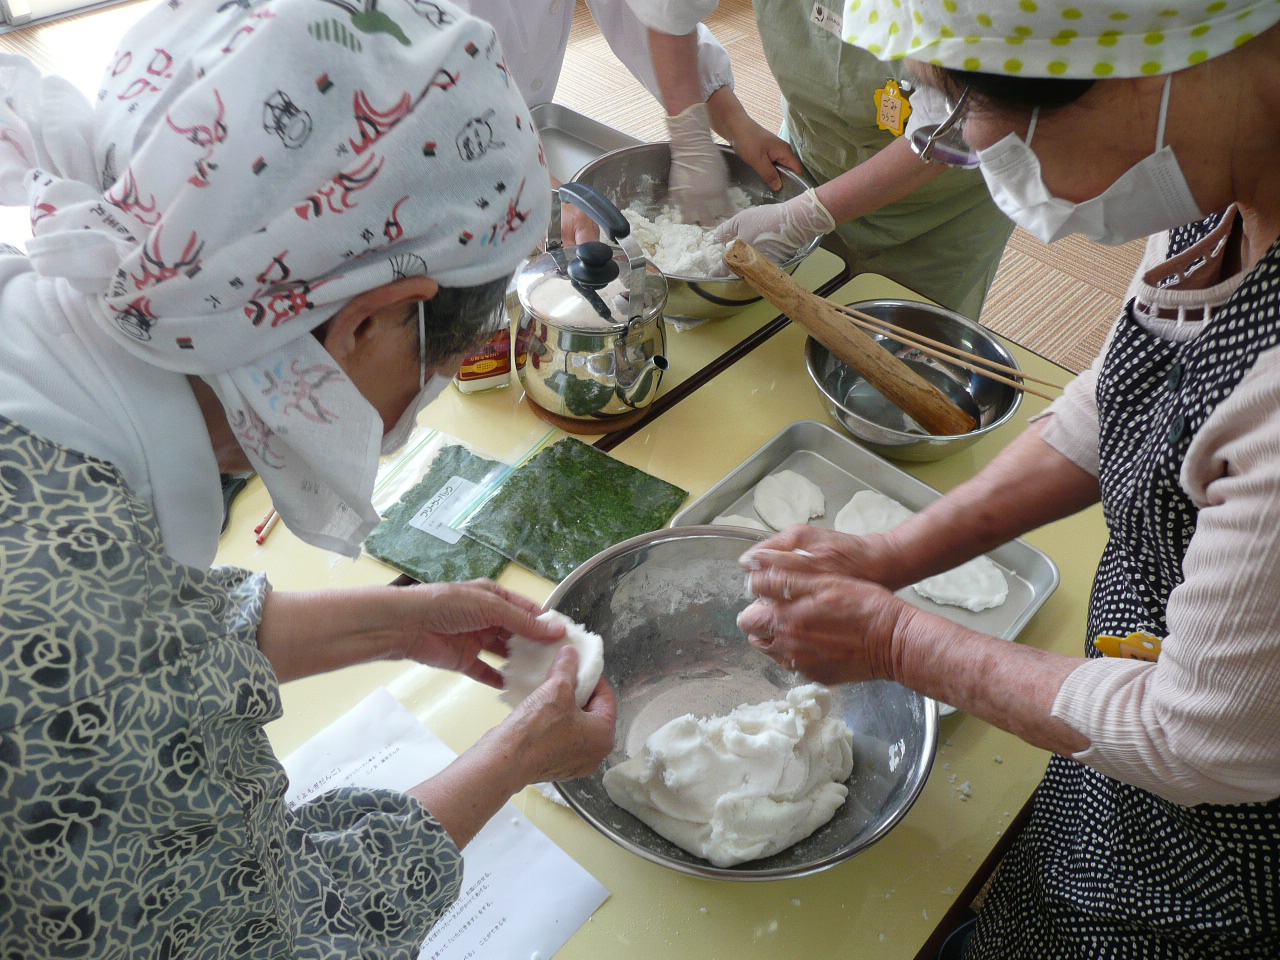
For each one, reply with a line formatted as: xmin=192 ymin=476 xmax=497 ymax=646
xmin=453 ymin=323 xmax=513 ymax=393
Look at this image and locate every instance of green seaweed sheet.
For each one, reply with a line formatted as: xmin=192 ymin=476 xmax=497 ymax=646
xmin=364 ymin=444 xmax=508 ymax=583
xmin=462 ymin=437 xmax=688 ymax=582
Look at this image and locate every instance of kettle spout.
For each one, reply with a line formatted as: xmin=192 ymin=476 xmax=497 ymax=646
xmin=613 ymin=348 xmax=669 ymax=407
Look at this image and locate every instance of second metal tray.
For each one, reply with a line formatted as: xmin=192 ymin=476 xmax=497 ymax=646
xmin=672 ymin=420 xmax=1060 ymax=649
xmin=530 ymin=103 xmax=642 ymax=185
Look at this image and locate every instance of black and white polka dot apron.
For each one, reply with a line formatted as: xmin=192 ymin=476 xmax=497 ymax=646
xmin=967 ymin=220 xmax=1280 ymax=960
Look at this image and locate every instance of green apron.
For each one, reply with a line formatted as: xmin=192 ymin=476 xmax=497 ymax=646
xmin=753 ymin=0 xmax=1014 ymax=320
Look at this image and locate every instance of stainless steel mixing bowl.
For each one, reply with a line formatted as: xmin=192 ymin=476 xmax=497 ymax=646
xmin=570 ymin=143 xmax=821 ymax=323
xmin=547 ymin=526 xmax=939 ymax=881
xmin=807 ymin=299 xmax=1024 ymax=462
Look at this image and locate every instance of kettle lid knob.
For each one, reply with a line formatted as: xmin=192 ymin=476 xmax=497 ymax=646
xmin=567 ymin=241 xmax=620 ymax=288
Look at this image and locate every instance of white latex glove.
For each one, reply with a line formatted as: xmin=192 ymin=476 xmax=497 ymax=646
xmin=666 ymin=102 xmax=734 ymax=226
xmin=712 ymin=188 xmax=836 ymax=267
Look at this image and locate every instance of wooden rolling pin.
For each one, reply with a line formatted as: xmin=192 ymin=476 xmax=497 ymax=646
xmin=723 ymin=239 xmax=978 ymax=436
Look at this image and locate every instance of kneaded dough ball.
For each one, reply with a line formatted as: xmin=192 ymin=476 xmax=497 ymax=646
xmin=501 ymin=610 xmax=604 ymax=709
xmin=834 ymin=489 xmax=914 ymax=536
xmin=752 ymin=470 xmax=825 ymax=530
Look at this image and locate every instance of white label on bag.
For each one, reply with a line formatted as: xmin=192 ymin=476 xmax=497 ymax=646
xmin=408 ymin=476 xmax=481 ymax=544
xmin=811 ymin=2 xmax=843 ymax=36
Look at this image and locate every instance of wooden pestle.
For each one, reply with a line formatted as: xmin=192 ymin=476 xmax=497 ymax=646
xmin=723 ymin=240 xmax=978 ymax=436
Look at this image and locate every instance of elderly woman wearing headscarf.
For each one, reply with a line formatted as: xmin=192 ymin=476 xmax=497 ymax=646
xmin=735 ymin=2 xmax=1280 ymax=957
xmin=0 ymin=0 xmax=615 ymax=955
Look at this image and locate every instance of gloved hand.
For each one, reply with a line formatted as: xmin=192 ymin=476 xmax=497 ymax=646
xmin=666 ymin=102 xmax=734 ymax=225
xmin=712 ymin=188 xmax=836 ymax=267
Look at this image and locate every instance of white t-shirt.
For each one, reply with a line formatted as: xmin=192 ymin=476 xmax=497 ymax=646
xmin=461 ymin=0 xmax=733 ymax=107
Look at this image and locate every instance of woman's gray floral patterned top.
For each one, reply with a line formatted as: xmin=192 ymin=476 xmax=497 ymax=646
xmin=0 ymin=415 xmax=463 ymax=958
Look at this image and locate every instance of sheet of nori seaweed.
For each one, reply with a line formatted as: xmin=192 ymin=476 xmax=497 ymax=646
xmin=364 ymin=444 xmax=508 ymax=583
xmin=463 ymin=437 xmax=688 ymax=582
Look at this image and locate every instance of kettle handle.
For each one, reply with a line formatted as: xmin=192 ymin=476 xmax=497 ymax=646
xmin=551 ymin=181 xmax=652 ymax=327
xmin=555 ymin=181 xmax=630 ymax=242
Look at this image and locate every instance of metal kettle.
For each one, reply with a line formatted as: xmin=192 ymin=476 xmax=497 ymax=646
xmin=514 ymin=182 xmax=668 ymax=425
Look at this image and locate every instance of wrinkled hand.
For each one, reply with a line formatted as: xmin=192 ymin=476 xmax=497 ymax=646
xmin=666 ymin=102 xmax=734 ymax=225
xmin=396 ymin=580 xmax=566 ymax=689
xmin=737 ymin=563 xmax=911 ymax=687
xmin=739 ymin=524 xmax=907 ymax=590
xmin=712 ymin=188 xmax=835 ymax=270
xmin=489 ymin=646 xmax=617 ymax=783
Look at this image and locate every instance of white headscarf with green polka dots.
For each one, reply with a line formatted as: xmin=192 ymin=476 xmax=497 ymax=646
xmin=841 ymin=0 xmax=1280 ymax=78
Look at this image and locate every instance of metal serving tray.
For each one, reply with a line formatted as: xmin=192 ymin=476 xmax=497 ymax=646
xmin=672 ymin=420 xmax=1060 ymax=645
xmin=530 ymin=102 xmax=642 ymax=185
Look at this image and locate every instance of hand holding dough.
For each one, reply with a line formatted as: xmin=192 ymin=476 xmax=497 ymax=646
xmin=502 ymin=610 xmax=605 ymax=709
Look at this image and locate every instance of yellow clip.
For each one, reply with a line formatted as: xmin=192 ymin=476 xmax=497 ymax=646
xmin=1094 ymin=631 xmax=1162 ymax=662
xmin=873 ymin=78 xmax=912 ymax=137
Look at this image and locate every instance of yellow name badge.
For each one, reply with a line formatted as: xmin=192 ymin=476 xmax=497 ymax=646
xmin=873 ymin=78 xmax=912 ymax=137
xmin=1094 ymin=630 xmax=1162 ymax=662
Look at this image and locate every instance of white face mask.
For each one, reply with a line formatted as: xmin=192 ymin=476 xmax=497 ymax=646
xmin=379 ymin=370 xmax=451 ymax=456
xmin=380 ymin=300 xmax=452 ymax=456
xmin=976 ymin=75 xmax=1202 ymax=246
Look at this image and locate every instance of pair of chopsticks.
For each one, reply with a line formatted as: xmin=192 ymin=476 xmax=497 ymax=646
xmin=254 ymin=508 xmax=280 ymax=545
xmin=833 ymin=302 xmax=1065 ymax=401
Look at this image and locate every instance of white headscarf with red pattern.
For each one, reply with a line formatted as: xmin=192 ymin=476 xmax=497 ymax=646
xmin=0 ymin=0 xmax=548 ymax=557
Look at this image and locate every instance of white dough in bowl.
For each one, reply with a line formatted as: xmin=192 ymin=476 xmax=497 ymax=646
xmin=711 ymin=512 xmax=769 ymax=532
xmin=602 ymin=683 xmax=854 ymax=868
xmin=501 ymin=610 xmax=604 ymax=709
xmin=752 ymin=470 xmax=826 ymax=530
xmin=912 ymin=556 xmax=1009 ymax=612
xmin=834 ymin=489 xmax=914 ymax=536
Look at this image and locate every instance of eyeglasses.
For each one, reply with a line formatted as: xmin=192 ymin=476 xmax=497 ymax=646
xmin=416 ymin=299 xmax=427 ymax=390
xmin=909 ymin=86 xmax=981 ymax=169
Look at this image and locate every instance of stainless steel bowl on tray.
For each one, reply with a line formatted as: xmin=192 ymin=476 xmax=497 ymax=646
xmin=571 ymin=142 xmax=821 ymax=323
xmin=548 ymin=526 xmax=938 ymax=881
xmin=807 ymin=299 xmax=1024 ymax=462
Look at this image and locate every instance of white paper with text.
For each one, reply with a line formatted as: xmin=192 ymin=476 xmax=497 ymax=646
xmin=283 ymin=688 xmax=609 ymax=960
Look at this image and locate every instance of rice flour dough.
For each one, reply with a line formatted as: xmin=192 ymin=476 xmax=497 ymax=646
xmin=602 ymin=683 xmax=855 ymax=868
xmin=753 ymin=470 xmax=826 ymax=530
xmin=834 ymin=489 xmax=914 ymax=536
xmin=621 ymin=187 xmax=752 ymax=277
xmin=712 ymin=512 xmax=769 ymax=532
xmin=501 ymin=610 xmax=604 ymax=709
xmin=832 ymin=489 xmax=1009 ymax=612
xmin=913 ymin=556 xmax=1009 ymax=612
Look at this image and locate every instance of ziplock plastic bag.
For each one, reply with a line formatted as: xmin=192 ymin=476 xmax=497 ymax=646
xmin=457 ymin=434 xmax=689 ymax=583
xmin=364 ymin=430 xmax=511 ymax=583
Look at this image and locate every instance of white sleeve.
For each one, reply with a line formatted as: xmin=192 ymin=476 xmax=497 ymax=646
xmin=622 ymin=0 xmax=721 ymax=36
xmin=589 ymin=0 xmax=733 ymax=102
xmin=1034 ymin=355 xmax=1103 ymax=477
xmin=454 ymin=0 xmax=574 ymax=107
xmin=1051 ymin=346 xmax=1280 ymax=806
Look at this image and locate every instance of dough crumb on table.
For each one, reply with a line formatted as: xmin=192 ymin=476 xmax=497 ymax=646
xmin=602 ymin=683 xmax=854 ymax=868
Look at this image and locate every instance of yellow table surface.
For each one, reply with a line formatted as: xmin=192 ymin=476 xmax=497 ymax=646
xmin=215 ymin=256 xmax=1107 ymax=960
